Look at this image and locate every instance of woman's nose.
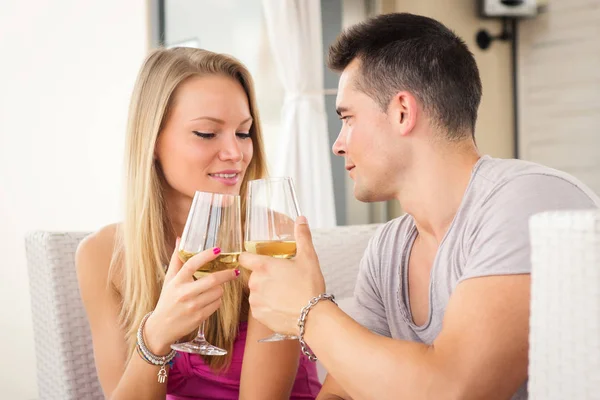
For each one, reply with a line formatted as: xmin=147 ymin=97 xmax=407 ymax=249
xmin=219 ymin=135 xmax=243 ymax=162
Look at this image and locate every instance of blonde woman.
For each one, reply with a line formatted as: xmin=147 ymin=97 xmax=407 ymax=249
xmin=76 ymin=48 xmax=321 ymax=400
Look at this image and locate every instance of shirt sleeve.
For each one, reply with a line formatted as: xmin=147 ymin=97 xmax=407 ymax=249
xmin=460 ymin=174 xmax=598 ymax=282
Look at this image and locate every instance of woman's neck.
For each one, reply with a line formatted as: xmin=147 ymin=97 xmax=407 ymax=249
xmin=163 ymin=188 xmax=193 ymax=249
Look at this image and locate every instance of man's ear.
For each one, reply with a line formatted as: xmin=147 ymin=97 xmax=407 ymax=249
xmin=388 ymin=91 xmax=418 ymax=137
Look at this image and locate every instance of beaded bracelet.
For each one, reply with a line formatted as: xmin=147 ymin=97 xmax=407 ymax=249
xmin=136 ymin=311 xmax=177 ymax=383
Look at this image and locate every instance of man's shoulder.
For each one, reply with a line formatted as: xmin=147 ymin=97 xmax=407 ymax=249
xmin=474 ymin=156 xmax=600 ymax=207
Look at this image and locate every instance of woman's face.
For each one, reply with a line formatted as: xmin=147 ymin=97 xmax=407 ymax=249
xmin=155 ymin=75 xmax=254 ymax=199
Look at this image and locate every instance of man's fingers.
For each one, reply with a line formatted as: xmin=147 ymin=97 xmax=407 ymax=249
xmin=294 ymin=216 xmax=318 ymax=260
xmin=238 ymin=252 xmax=270 ymax=272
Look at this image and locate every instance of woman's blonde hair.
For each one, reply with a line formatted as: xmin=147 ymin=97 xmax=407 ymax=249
xmin=112 ymin=47 xmax=267 ymax=371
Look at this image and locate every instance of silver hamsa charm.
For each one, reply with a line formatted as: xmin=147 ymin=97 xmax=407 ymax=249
xmin=157 ymin=365 xmax=168 ymax=383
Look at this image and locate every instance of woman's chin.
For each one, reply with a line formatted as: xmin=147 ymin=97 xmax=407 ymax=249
xmin=205 ymin=183 xmax=242 ymax=196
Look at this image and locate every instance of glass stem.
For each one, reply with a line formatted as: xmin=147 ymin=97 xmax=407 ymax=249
xmin=196 ymin=320 xmax=207 ymax=342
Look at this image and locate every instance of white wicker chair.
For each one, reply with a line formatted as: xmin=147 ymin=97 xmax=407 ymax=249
xmin=528 ymin=210 xmax=600 ymax=400
xmin=25 ymin=232 xmax=102 ymax=400
xmin=25 ymin=224 xmax=381 ymax=400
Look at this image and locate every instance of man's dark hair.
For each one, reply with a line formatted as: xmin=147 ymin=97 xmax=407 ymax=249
xmin=328 ymin=13 xmax=482 ymax=139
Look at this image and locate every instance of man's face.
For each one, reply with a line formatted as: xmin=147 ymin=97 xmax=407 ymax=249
xmin=332 ymin=59 xmax=410 ymax=202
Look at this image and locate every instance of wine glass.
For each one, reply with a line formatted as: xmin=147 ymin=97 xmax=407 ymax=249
xmin=170 ymin=191 xmax=242 ymax=355
xmin=244 ymin=177 xmax=301 ymax=342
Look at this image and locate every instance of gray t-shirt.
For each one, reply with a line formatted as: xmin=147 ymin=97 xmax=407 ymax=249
xmin=349 ymin=155 xmax=600 ymax=400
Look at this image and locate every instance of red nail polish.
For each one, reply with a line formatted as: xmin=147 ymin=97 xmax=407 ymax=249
xmin=213 ymin=247 xmax=221 ymax=255
xmin=234 ymin=269 xmax=240 ymax=277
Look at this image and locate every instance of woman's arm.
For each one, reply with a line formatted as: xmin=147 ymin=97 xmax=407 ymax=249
xmin=77 ymin=225 xmax=239 ymax=399
xmin=76 ymin=226 xmax=168 ymax=400
xmin=239 ymin=311 xmax=301 ymax=400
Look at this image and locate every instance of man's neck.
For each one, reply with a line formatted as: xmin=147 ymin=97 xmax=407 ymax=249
xmin=398 ymin=142 xmax=481 ymax=246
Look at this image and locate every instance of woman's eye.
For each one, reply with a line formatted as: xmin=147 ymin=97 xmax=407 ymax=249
xmin=236 ymin=133 xmax=252 ymax=139
xmin=193 ymin=131 xmax=215 ymax=139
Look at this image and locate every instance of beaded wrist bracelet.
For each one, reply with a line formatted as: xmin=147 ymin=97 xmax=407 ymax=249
xmin=136 ymin=311 xmax=177 ymax=383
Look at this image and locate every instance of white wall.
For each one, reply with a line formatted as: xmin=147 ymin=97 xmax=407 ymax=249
xmin=518 ymin=0 xmax=600 ymax=194
xmin=0 ymin=1 xmax=148 ymax=397
xmin=165 ymin=0 xmax=284 ymax=172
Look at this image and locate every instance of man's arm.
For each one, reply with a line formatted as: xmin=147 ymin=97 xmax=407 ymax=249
xmin=307 ymin=174 xmax=596 ymax=399
xmin=317 ymin=375 xmax=352 ymax=400
xmin=316 ymin=231 xmax=386 ymax=400
xmin=239 ymin=311 xmax=300 ymax=399
xmin=306 ymin=273 xmax=530 ymax=400
xmin=242 ymin=175 xmax=597 ymax=400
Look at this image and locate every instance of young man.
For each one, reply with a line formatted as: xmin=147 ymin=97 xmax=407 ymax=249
xmin=239 ymin=13 xmax=600 ymax=400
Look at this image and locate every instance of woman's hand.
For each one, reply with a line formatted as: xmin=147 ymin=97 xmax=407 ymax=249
xmin=144 ymin=241 xmax=239 ymax=354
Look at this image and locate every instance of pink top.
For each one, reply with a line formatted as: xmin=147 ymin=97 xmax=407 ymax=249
xmin=167 ymin=322 xmax=321 ymax=399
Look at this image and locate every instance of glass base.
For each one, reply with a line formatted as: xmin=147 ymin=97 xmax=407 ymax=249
xmin=258 ymin=332 xmax=299 ymax=343
xmin=171 ymin=339 xmax=227 ymax=356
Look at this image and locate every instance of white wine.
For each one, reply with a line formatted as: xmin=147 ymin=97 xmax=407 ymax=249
xmin=244 ymin=240 xmax=297 ymax=259
xmin=178 ymin=250 xmax=240 ymax=279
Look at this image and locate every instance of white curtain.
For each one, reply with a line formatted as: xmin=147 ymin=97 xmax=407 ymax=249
xmin=261 ymin=0 xmax=336 ymax=228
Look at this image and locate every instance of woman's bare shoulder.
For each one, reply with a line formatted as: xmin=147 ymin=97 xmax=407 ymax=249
xmin=76 ymin=223 xmax=123 ymax=293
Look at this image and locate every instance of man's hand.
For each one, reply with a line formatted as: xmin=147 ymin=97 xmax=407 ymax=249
xmin=239 ymin=216 xmax=326 ymax=335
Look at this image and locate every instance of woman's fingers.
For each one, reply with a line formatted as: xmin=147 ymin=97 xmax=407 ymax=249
xmin=175 ymin=247 xmax=221 ymax=283
xmin=164 ymin=237 xmax=183 ymax=282
xmin=196 ymin=297 xmax=223 ymax=323
xmin=185 ymin=284 xmax=225 ymax=307
xmin=189 ymin=268 xmax=239 ymax=294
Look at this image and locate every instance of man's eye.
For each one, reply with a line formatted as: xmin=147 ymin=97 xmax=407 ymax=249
xmin=193 ymin=131 xmax=215 ymax=139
